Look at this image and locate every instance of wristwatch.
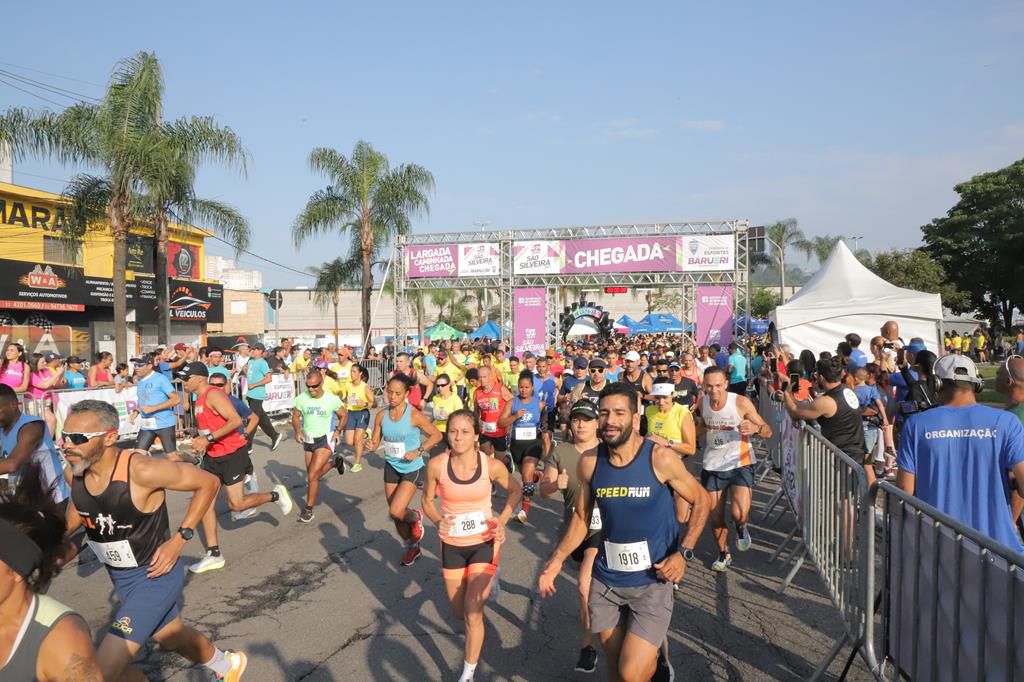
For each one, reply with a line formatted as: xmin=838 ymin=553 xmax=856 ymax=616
xmin=177 ymin=527 xmax=194 ymax=541
xmin=680 ymin=546 xmax=695 ymax=561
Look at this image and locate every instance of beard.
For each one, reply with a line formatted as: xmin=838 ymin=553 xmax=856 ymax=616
xmin=600 ymin=421 xmax=633 ymax=448
xmin=67 ymin=451 xmax=98 ymax=475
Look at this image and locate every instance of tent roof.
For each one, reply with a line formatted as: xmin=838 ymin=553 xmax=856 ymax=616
xmin=469 ymin=320 xmax=502 ymax=339
xmin=638 ymin=312 xmax=686 ymax=333
xmin=566 ymin=317 xmax=600 ymax=337
xmin=423 ymin=321 xmax=467 ymax=340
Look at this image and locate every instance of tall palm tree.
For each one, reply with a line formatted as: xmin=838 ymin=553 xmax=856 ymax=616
xmin=756 ymin=218 xmax=808 ymax=303
xmin=800 ymin=235 xmax=842 ymax=266
xmin=429 ymin=289 xmax=474 ymax=330
xmin=293 ymin=141 xmax=434 ymax=343
xmin=307 ymin=257 xmax=355 ymax=348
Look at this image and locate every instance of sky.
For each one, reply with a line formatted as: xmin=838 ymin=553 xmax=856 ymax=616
xmin=2 ymin=2 xmax=1022 ymax=289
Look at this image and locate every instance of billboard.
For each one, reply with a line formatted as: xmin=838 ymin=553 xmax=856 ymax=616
xmin=404 ymin=243 xmax=500 ymax=279
xmin=681 ymin=235 xmax=735 ymax=271
xmin=695 ymin=285 xmax=734 ymax=347
xmin=513 ymin=241 xmax=562 ymax=275
xmin=513 ymin=288 xmax=547 ymax=357
xmin=561 ymin=236 xmax=682 ymax=275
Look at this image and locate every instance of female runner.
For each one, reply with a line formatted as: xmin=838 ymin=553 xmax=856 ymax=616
xmin=343 ymin=364 xmax=375 ymax=473
xmin=498 ymin=371 xmax=545 ymax=524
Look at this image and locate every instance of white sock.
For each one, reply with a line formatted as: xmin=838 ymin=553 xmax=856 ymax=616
xmin=203 ymin=648 xmax=231 ymax=677
xmin=460 ymin=660 xmax=477 ymax=681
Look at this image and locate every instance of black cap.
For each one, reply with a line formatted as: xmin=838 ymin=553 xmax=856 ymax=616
xmin=44 ymin=352 xmax=61 ymax=362
xmin=588 ymin=358 xmax=607 ymax=370
xmin=573 ymin=357 xmax=589 ymax=369
xmin=569 ymin=399 xmax=599 ymax=420
xmin=251 ymin=342 xmax=267 ymax=351
xmin=66 ymin=356 xmax=82 ymax=364
xmin=175 ymin=362 xmax=209 ymax=380
xmin=131 ymin=356 xmax=154 ymax=366
xmin=668 ymin=362 xmax=681 ymax=369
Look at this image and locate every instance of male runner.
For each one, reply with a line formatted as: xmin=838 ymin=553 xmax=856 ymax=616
xmin=558 ymin=357 xmax=589 ymax=439
xmin=207 ymin=372 xmax=261 ymax=519
xmin=571 ymin=358 xmax=611 ymax=406
xmin=0 ymin=385 xmax=69 ymax=507
xmin=292 ymin=369 xmax=348 ymax=522
xmin=698 ymin=366 xmax=771 ymax=571
xmin=178 ymin=363 xmax=293 ymax=574
xmin=392 ymin=352 xmax=434 ymax=412
xmin=535 ymin=356 xmax=559 ymax=455
xmin=129 ymin=355 xmax=180 ymax=454
xmin=475 ymin=366 xmax=513 ymax=466
xmin=539 ymin=384 xmax=710 ymax=682
xmin=61 ymin=400 xmax=247 ymax=681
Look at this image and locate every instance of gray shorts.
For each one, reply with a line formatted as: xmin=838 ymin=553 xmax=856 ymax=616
xmin=589 ymin=577 xmax=674 ymax=646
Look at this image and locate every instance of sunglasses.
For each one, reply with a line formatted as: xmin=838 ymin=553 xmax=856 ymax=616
xmin=590 ymin=368 xmax=605 ymax=373
xmin=62 ymin=429 xmax=115 ymax=445
xmin=306 ymin=382 xmax=323 ymax=389
xmin=436 ymin=382 xmax=450 ymax=388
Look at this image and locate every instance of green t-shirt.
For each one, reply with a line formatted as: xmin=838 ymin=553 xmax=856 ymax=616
xmin=295 ymin=391 xmax=343 ymax=438
xmin=1009 ymin=403 xmax=1024 ymax=426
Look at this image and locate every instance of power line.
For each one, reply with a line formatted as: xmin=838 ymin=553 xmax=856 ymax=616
xmin=0 ymin=60 xmax=103 ymax=87
xmin=206 ymin=233 xmax=315 ymax=278
xmin=0 ymin=75 xmax=64 ymax=107
xmin=0 ymin=69 xmax=100 ymax=103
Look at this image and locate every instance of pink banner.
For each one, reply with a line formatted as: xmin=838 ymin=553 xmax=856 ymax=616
xmin=695 ymin=285 xmax=734 ymax=347
xmin=560 ymin=237 xmax=681 ymax=274
xmin=513 ymin=288 xmax=547 ymax=357
xmin=405 ymin=244 xmax=458 ymax=278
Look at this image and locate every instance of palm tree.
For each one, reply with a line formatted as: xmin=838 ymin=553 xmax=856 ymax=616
xmin=308 ymin=257 xmax=356 ymax=348
xmin=757 ymin=218 xmax=808 ymax=303
xmin=429 ymin=289 xmax=474 ymax=330
xmin=293 ymin=141 xmax=434 ymax=343
xmin=800 ymin=235 xmax=842 ymax=266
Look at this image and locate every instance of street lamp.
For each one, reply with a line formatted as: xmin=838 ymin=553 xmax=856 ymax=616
xmin=848 ymin=235 xmax=864 ymax=253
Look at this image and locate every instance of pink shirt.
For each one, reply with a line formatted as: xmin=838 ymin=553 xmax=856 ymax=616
xmin=29 ymin=368 xmax=56 ymax=399
xmin=0 ymin=362 xmax=26 ymax=390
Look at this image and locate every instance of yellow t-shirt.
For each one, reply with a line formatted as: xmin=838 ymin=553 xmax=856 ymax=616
xmin=952 ymin=336 xmax=962 ymax=350
xmin=976 ymin=335 xmax=986 ymax=349
xmin=292 ymin=355 xmax=311 ymax=375
xmin=495 ymin=359 xmax=511 ymax=377
xmin=431 ymin=393 xmax=464 ymax=431
xmin=502 ymin=369 xmax=521 ymax=391
xmin=343 ymin=381 xmax=372 ymax=411
xmin=644 ymin=403 xmax=692 ymax=444
xmin=330 ymin=361 xmax=354 ymax=391
xmin=435 ymin=361 xmax=465 ymax=388
xmin=322 ymin=373 xmax=344 ymax=399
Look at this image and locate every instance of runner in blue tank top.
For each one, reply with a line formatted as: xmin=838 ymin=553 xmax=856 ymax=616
xmin=368 ymin=374 xmax=443 ymax=567
xmin=498 ymin=372 xmax=547 ymax=524
xmin=539 ymin=383 xmax=711 ymax=682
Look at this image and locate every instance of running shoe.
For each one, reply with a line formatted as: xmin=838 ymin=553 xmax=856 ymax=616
xmin=189 ymin=551 xmax=226 ymax=574
xmin=513 ymin=508 xmax=528 ymax=524
xmin=400 ymin=544 xmax=422 ymax=566
xmin=298 ymin=507 xmax=314 ymax=523
xmin=350 ymin=462 xmax=363 ymax=473
xmin=653 ymin=648 xmax=675 ymax=682
xmin=410 ymin=509 xmax=425 ymax=544
xmin=271 ymin=433 xmax=283 ymax=451
xmin=230 ymin=508 xmax=258 ymax=522
xmin=711 ymin=553 xmax=732 ymax=573
xmin=489 ymin=566 xmax=501 ymax=600
xmin=333 ymin=453 xmax=347 ymax=476
xmin=216 ymin=650 xmax=247 ymax=681
xmin=574 ymin=645 xmax=597 ymax=673
xmin=244 ymin=472 xmax=258 ymax=495
xmin=736 ymin=528 xmax=752 ymax=552
xmin=273 ymin=484 xmax=294 ymax=515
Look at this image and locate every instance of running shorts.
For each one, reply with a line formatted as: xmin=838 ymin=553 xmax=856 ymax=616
xmin=509 ymin=438 xmax=544 ymax=467
xmin=107 ymin=559 xmax=185 ymax=645
xmin=700 ymin=465 xmax=755 ymax=492
xmin=201 ymin=446 xmax=251 ymax=487
xmin=384 ymin=461 xmax=423 ymax=486
xmin=441 ymin=539 xmax=499 ymax=580
xmin=345 ymin=410 xmax=370 ymax=431
xmin=480 ymin=434 xmax=508 ymax=453
xmin=302 ymin=434 xmax=332 ymax=453
xmin=588 ymin=577 xmax=673 ymax=647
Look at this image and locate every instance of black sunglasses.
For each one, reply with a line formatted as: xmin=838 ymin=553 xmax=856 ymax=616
xmin=590 ymin=368 xmax=605 ymax=373
xmin=306 ymin=382 xmax=323 ymax=389
xmin=436 ymin=382 xmax=450 ymax=388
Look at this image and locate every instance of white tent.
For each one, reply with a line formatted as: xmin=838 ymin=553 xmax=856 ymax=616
xmin=566 ymin=317 xmax=601 ymax=337
xmin=769 ymin=241 xmax=943 ymax=355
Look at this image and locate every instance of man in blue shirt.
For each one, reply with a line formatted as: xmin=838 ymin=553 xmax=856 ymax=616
xmin=898 ymin=355 xmax=1024 ymax=552
xmin=713 ymin=343 xmax=729 ymax=370
xmin=245 ymin=343 xmax=283 ymax=451
xmin=130 ymin=354 xmax=180 ymax=453
xmin=64 ymin=356 xmax=87 ymax=389
xmin=726 ymin=343 xmax=748 ymax=395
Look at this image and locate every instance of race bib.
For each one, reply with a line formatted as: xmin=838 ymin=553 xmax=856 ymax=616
xmin=447 ymin=512 xmax=488 ymax=538
xmin=348 ymin=392 xmax=363 ymax=406
xmin=482 ymin=421 xmax=497 ymax=434
xmin=139 ymin=417 xmax=158 ymax=430
xmin=515 ymin=426 xmax=537 ymax=440
xmin=604 ymin=539 xmax=651 ymax=573
xmin=381 ymin=441 xmax=406 ymax=459
xmin=435 ymin=408 xmax=448 ymax=420
xmin=88 ymin=539 xmax=138 ymax=569
xmin=589 ymin=506 xmax=603 ymax=531
xmin=303 ymin=433 xmax=315 ymax=444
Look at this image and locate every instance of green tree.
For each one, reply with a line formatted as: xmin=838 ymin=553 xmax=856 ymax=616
xmin=753 ymin=218 xmax=809 ymax=303
xmin=868 ymin=248 xmax=970 ymax=312
xmin=800 ymin=234 xmax=842 ymax=266
xmin=308 ymin=257 xmax=354 ymax=348
xmin=429 ymin=289 xmax=475 ymax=330
xmin=293 ymin=142 xmax=434 ymax=343
xmin=922 ymin=159 xmax=1024 ymax=331
xmin=750 ymin=288 xmax=781 ymax=318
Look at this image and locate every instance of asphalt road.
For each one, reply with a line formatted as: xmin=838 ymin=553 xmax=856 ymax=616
xmin=48 ymin=427 xmax=875 ymax=681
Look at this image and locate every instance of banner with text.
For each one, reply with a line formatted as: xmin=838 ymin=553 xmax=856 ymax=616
xmin=513 ymin=288 xmax=547 ymax=357
xmin=52 ymin=387 xmax=141 ymax=440
xmin=561 ymin=236 xmax=682 ymax=275
xmin=681 ymin=235 xmax=735 ymax=272
xmin=695 ymin=285 xmax=734 ymax=347
xmin=404 ymin=243 xmax=500 ymax=279
xmin=261 ymin=374 xmax=297 ymax=413
xmin=513 ymin=241 xmax=562 ymax=275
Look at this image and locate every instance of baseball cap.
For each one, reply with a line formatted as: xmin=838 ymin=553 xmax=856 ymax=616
xmin=588 ymin=358 xmax=608 ymax=370
xmin=624 ymin=350 xmax=641 ymax=362
xmin=66 ymin=356 xmax=82 ymax=364
xmin=573 ymin=357 xmax=589 ymax=370
xmin=651 ymin=382 xmax=674 ymax=397
xmin=668 ymin=362 xmax=681 ymax=369
xmin=933 ymin=354 xmax=983 ymax=386
xmin=44 ymin=352 xmax=61 ymax=362
xmin=906 ymin=339 xmax=927 ymax=354
xmin=569 ymin=399 xmax=599 ymax=420
xmin=130 ymin=356 xmax=153 ymax=366
xmin=175 ymin=362 xmax=209 ymax=380
xmin=173 ymin=342 xmax=188 ymax=351
xmin=251 ymin=342 xmax=266 ymax=351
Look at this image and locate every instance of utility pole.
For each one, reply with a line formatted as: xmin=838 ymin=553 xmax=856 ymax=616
xmin=473 ymin=220 xmax=492 ymax=316
xmin=849 ymin=235 xmax=864 ymax=253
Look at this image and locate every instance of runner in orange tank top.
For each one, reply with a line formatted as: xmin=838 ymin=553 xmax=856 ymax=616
xmin=422 ymin=409 xmax=521 ymax=682
xmin=473 ymin=366 xmax=513 ymax=470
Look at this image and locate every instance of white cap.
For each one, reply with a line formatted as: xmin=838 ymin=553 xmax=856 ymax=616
xmin=624 ymin=351 xmax=641 ymax=362
xmin=651 ymin=383 xmax=674 ymax=397
xmin=934 ymin=354 xmax=983 ymax=387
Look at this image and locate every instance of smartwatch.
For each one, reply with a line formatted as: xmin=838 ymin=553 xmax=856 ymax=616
xmin=680 ymin=546 xmax=695 ymax=562
xmin=177 ymin=527 xmax=194 ymax=542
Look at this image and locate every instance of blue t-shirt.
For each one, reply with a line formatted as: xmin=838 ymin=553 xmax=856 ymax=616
xmin=751 ymin=355 xmax=764 ymax=378
xmin=64 ymin=370 xmax=86 ymax=389
xmin=897 ymin=405 xmax=1024 ymax=552
xmin=854 ymin=384 xmax=881 ymax=409
xmin=889 ymin=368 xmax=918 ymax=404
xmin=728 ymin=352 xmax=748 ymax=383
xmin=536 ymin=375 xmax=557 ymax=414
xmin=208 ymin=365 xmax=231 ymax=381
xmin=158 ymin=361 xmax=174 ymax=381
xmin=245 ymin=358 xmax=271 ymax=400
xmin=228 ymin=394 xmax=253 ymax=436
xmin=561 ymin=375 xmax=584 ymax=396
xmin=715 ymin=351 xmax=730 ymax=369
xmin=606 ymin=367 xmax=621 ymax=383
xmin=849 ymin=349 xmax=869 ymax=368
xmin=422 ymin=354 xmax=437 ymax=376
xmin=136 ymin=372 xmax=177 ymax=430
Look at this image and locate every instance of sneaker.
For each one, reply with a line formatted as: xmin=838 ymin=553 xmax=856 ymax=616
xmin=350 ymin=462 xmax=364 ymax=473
xmin=273 ymin=484 xmax=293 ymax=515
xmin=333 ymin=453 xmax=347 ymax=475
xmin=736 ymin=528 xmax=752 ymax=552
xmin=298 ymin=507 xmax=314 ymax=523
xmin=410 ymin=509 xmax=425 ymax=544
xmin=189 ymin=551 xmax=226 ymax=574
xmin=244 ymin=472 xmax=258 ymax=495
xmin=271 ymin=433 xmax=284 ymax=451
xmin=230 ymin=508 xmax=258 ymax=522
xmin=711 ymin=553 xmax=732 ymax=573
xmin=400 ymin=544 xmax=422 ymax=566
xmin=513 ymin=509 xmax=528 ymax=524
xmin=217 ymin=650 xmax=247 ymax=682
xmin=574 ymin=645 xmax=597 ymax=673
xmin=652 ymin=648 xmax=675 ymax=682
xmin=504 ymin=453 xmax=515 ymax=474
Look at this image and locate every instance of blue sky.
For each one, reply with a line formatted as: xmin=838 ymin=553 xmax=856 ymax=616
xmin=2 ymin=2 xmax=1021 ymax=288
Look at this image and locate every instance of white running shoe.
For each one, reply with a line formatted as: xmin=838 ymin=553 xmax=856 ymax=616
xmin=189 ymin=551 xmax=226 ymax=574
xmin=711 ymin=553 xmax=733 ymax=572
xmin=271 ymin=433 xmax=283 ymax=451
xmin=231 ymin=508 xmax=258 ymax=521
xmin=736 ymin=529 xmax=752 ymax=552
xmin=244 ymin=472 xmax=259 ymax=495
xmin=513 ymin=508 xmax=528 ymax=524
xmin=273 ymin=484 xmax=293 ymax=515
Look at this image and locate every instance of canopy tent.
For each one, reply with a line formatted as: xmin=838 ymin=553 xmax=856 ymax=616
xmin=943 ymin=309 xmax=983 ymax=334
xmin=769 ymin=241 xmax=943 ymax=355
xmin=422 ymin=321 xmax=468 ymax=340
xmin=615 ymin=315 xmax=637 ymax=329
xmin=638 ymin=313 xmax=686 ymax=333
xmin=469 ymin=319 xmax=503 ymax=340
xmin=566 ymin=317 xmax=601 ymax=337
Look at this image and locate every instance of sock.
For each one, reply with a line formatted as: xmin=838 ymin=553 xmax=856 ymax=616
xmin=460 ymin=661 xmax=477 ymax=680
xmin=736 ymin=524 xmax=747 ymax=538
xmin=203 ymin=648 xmax=231 ymax=677
xmin=270 ymin=491 xmax=280 ymax=503
xmin=209 ymin=546 xmax=221 ymax=558
xmin=522 ymin=498 xmax=531 ymax=513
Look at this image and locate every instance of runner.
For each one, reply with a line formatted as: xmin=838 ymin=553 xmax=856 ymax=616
xmin=392 ymin=352 xmax=433 ymax=412
xmin=366 ymin=374 xmax=443 ymax=566
xmin=329 ymin=347 xmax=355 ymax=398
xmin=343 ymin=364 xmax=375 ymax=473
xmin=538 ymin=399 xmax=602 ymax=674
xmin=539 ymin=383 xmax=711 ymax=682
xmin=207 ymin=372 xmax=262 ymax=521
xmin=177 ymin=362 xmax=293 ymax=574
xmin=292 ymin=369 xmax=348 ymax=523
xmin=474 ymin=366 xmax=513 ymax=467
xmin=499 ymin=372 xmax=546 ymax=523
xmin=0 ymin=385 xmax=70 ymax=508
xmin=421 ymin=409 xmax=522 ymax=682
xmin=646 ymin=378 xmax=699 ymax=525
xmin=0 ymin=461 xmax=102 ymax=681
xmin=535 ymin=356 xmax=559 ymax=457
xmin=430 ymin=373 xmax=464 ymax=454
xmin=698 ymin=366 xmax=772 ymax=572
xmin=570 ymin=358 xmax=611 ymax=406
xmin=129 ymin=355 xmax=180 ymax=454
xmin=667 ymin=361 xmax=700 ymax=411
xmin=558 ymin=357 xmax=589 ymax=439
xmin=244 ymin=343 xmax=284 ymax=451
xmin=61 ymin=400 xmax=247 ymax=681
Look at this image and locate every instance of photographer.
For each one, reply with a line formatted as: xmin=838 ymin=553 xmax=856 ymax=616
xmin=897 ymin=355 xmax=1024 ymax=552
xmin=896 ymin=347 xmax=938 ymax=417
xmin=782 ymin=356 xmax=872 ymax=483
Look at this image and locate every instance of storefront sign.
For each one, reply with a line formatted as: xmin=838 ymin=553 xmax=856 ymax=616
xmin=681 ymin=235 xmax=734 ymax=271
xmin=168 ymin=280 xmax=224 ymax=322
xmin=404 ymin=243 xmax=500 ymax=279
xmin=126 ymin=235 xmax=154 ymax=272
xmin=513 ymin=287 xmax=547 ymax=357
xmin=168 ymin=242 xmax=198 ymax=278
xmin=0 ymin=325 xmax=86 ymax=357
xmin=0 ymin=197 xmax=68 ymax=231
xmin=695 ymin=285 xmax=734 ymax=346
xmin=513 ymin=241 xmax=562 ymax=275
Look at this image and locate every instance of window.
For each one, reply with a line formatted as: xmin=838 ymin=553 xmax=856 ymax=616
xmin=230 ymin=300 xmax=247 ymax=315
xmin=43 ymin=236 xmax=82 ymax=266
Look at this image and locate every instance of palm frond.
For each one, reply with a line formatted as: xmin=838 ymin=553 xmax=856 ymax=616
xmin=178 ymin=197 xmax=250 ymax=253
xmin=292 ymin=188 xmax=359 ymax=246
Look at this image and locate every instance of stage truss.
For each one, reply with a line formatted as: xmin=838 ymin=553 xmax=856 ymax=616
xmin=395 ymin=220 xmax=751 ymax=348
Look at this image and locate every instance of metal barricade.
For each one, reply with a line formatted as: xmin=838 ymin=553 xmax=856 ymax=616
xmin=802 ymin=425 xmax=879 ymax=680
xmin=17 ymin=391 xmax=40 ymax=417
xmin=874 ymin=480 xmax=1024 ymax=682
xmin=361 ymin=357 xmax=394 ymax=395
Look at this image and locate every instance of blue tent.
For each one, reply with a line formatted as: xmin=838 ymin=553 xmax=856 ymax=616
xmin=615 ymin=315 xmax=638 ymax=329
xmin=738 ymin=316 xmax=769 ymax=335
xmin=470 ymin=320 xmax=502 ymax=340
xmin=638 ymin=313 xmax=687 ymax=333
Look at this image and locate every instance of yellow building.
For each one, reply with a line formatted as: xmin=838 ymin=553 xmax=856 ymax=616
xmin=0 ymin=181 xmax=223 ymax=358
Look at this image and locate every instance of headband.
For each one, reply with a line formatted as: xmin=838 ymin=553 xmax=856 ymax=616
xmin=651 ymin=383 xmax=674 ymax=397
xmin=0 ymin=518 xmax=43 ymax=580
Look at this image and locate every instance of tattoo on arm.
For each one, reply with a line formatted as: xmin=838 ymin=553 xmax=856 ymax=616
xmin=63 ymin=652 xmax=103 ymax=681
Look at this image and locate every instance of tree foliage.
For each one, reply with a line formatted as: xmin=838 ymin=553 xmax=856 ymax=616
xmin=867 ymin=248 xmax=971 ymax=312
xmin=750 ymin=288 xmax=781 ymax=318
xmin=921 ymin=158 xmax=1024 ymax=331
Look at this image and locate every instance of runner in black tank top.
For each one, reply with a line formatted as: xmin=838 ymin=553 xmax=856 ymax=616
xmin=61 ymin=399 xmax=246 ymax=681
